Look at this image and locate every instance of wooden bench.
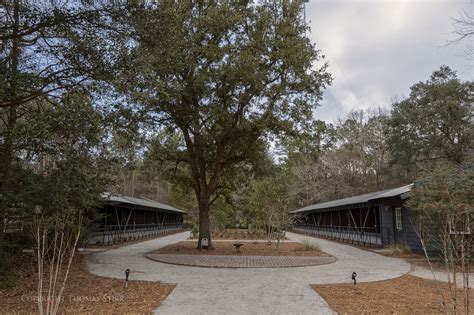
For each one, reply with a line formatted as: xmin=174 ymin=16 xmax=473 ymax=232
xmin=233 ymin=242 xmax=244 ymax=253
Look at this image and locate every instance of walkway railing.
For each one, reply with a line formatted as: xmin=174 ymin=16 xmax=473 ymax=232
xmin=289 ymin=224 xmax=383 ymax=247
xmin=88 ymin=223 xmax=184 ymax=245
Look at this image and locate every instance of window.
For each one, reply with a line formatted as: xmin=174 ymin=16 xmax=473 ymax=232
xmin=395 ymin=207 xmax=403 ymax=230
xmin=449 ymin=215 xmax=471 ymax=235
xmin=3 ymin=217 xmax=24 ymax=233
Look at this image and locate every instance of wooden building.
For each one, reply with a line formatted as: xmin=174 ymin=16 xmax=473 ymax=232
xmin=290 ymin=184 xmax=423 ymax=252
xmin=89 ymin=193 xmax=187 ymax=245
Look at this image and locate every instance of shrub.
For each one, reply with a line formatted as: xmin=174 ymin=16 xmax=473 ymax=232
xmin=0 ymin=233 xmax=29 ymax=289
xmin=0 ymin=250 xmax=16 ymax=289
xmin=299 ymin=238 xmax=320 ymax=251
xmin=388 ymin=244 xmax=412 ymax=257
xmin=191 ymin=226 xmax=199 ymax=238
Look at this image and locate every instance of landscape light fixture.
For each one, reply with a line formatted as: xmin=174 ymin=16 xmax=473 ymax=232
xmin=125 ymin=268 xmax=130 ymax=289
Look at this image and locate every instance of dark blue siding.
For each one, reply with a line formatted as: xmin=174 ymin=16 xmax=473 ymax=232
xmin=397 ymin=206 xmax=422 ymax=252
xmin=379 ymin=202 xmax=394 ymax=246
xmin=378 ymin=198 xmax=422 ymax=253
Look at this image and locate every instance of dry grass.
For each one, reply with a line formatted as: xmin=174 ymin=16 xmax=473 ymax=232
xmin=193 ymin=229 xmax=288 ymax=240
xmin=154 ymin=240 xmax=329 ymax=257
xmin=213 ymin=229 xmax=267 ymax=240
xmin=299 ymin=238 xmax=321 ymax=252
xmin=387 ymin=244 xmax=413 ymax=257
xmin=0 ymin=254 xmax=175 ymax=314
xmin=313 ymin=274 xmax=473 ymax=314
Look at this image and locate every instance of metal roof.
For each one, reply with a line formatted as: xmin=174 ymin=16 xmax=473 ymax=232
xmin=291 ymin=184 xmax=413 ymax=214
xmin=102 ymin=192 xmax=187 ymax=214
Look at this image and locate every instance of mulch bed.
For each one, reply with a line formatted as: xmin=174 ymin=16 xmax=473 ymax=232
xmin=313 ymin=274 xmax=473 ymax=314
xmin=153 ymin=240 xmax=329 ymax=257
xmin=1 ymin=254 xmax=175 ymax=314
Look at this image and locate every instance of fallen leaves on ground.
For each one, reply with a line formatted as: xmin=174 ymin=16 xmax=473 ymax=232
xmin=313 ymin=274 xmax=473 ymax=314
xmin=1 ymin=254 xmax=175 ymax=314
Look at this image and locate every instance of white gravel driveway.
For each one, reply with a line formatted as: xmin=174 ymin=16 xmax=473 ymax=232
xmin=87 ymin=231 xmax=412 ymax=315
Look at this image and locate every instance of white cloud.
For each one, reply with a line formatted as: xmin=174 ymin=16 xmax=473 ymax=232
xmin=306 ymin=0 xmax=473 ymax=122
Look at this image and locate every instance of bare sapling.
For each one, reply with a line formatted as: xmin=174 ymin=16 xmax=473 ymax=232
xmin=32 ymin=206 xmax=82 ymax=315
xmin=409 ymin=217 xmax=448 ymax=314
xmin=408 ymin=165 xmax=472 ymax=314
xmin=266 ymin=198 xmax=298 ymax=250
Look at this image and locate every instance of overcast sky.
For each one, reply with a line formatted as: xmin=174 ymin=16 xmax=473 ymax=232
xmin=304 ymin=0 xmax=473 ymax=123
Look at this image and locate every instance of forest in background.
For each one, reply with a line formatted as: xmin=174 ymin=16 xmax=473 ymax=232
xmin=116 ymin=65 xmax=473 ymax=232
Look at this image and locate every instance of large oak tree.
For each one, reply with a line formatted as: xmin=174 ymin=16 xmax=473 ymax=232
xmin=100 ymin=1 xmax=331 ymax=248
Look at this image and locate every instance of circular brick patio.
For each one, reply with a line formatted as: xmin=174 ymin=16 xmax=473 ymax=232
xmin=146 ymin=253 xmax=336 ymax=268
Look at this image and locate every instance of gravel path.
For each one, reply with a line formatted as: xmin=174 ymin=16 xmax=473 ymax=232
xmin=409 ymin=266 xmax=474 ymax=287
xmin=87 ymin=231 xmax=413 ymax=314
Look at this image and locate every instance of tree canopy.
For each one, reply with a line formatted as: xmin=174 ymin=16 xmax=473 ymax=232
xmin=388 ymin=66 xmax=473 ymax=169
xmin=91 ymin=1 xmax=332 ymax=247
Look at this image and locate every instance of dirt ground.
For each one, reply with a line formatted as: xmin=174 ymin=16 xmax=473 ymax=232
xmin=0 ymin=254 xmax=175 ymax=314
xmin=154 ymin=240 xmax=329 ymax=256
xmin=313 ymin=274 xmax=473 ymax=314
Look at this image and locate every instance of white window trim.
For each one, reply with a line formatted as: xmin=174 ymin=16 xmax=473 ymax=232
xmin=449 ymin=215 xmax=471 ymax=235
xmin=395 ymin=207 xmax=403 ymax=231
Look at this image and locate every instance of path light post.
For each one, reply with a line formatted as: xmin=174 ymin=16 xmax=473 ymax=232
xmin=352 ymin=272 xmax=357 ymax=285
xmin=125 ymin=269 xmax=130 ymax=289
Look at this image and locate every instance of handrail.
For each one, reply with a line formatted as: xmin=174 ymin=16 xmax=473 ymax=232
xmin=101 ymin=223 xmax=182 ymax=232
xmin=88 ymin=223 xmax=184 ymax=246
xmin=290 ymin=224 xmax=383 ymax=247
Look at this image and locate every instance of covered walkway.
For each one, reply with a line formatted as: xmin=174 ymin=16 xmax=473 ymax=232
xmin=290 ymin=185 xmax=417 ymax=249
xmin=89 ymin=193 xmax=186 ymax=245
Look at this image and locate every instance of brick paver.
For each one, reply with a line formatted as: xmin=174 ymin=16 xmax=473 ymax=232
xmin=146 ymin=253 xmax=336 ymax=268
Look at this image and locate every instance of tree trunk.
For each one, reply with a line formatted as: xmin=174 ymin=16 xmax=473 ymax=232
xmin=197 ymin=201 xmax=213 ymax=249
xmin=0 ymin=0 xmax=20 ymax=248
xmin=0 ymin=214 xmax=5 ymax=248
